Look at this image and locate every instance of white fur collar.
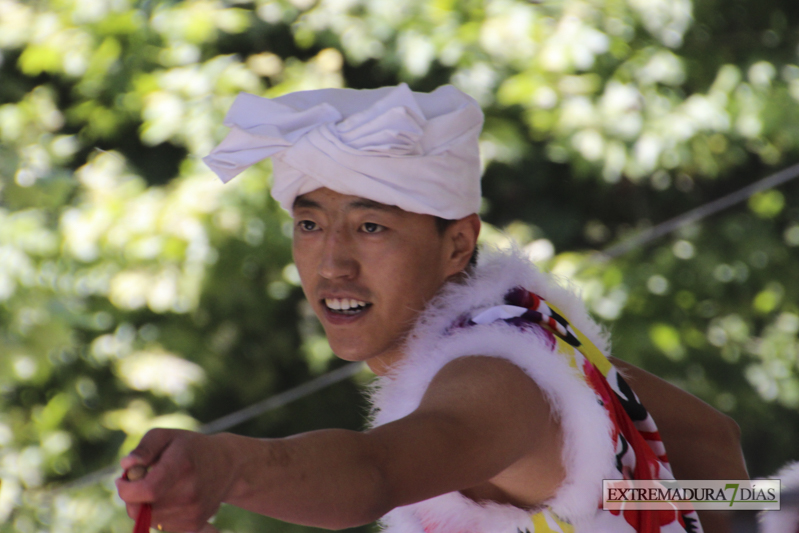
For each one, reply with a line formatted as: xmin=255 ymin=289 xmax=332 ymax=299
xmin=369 ymin=247 xmax=619 ymax=532
xmin=405 ymin=245 xmax=611 ymax=361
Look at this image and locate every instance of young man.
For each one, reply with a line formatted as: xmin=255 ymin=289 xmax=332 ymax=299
xmin=117 ymin=84 xmax=747 ymax=533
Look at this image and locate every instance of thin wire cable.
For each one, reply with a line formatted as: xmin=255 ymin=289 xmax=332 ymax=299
xmin=591 ymin=160 xmax=799 ymax=262
xmin=198 ymin=361 xmax=365 ymax=435
xmin=52 ymin=362 xmax=365 ymax=493
xmin=45 ymin=160 xmax=799 ymax=495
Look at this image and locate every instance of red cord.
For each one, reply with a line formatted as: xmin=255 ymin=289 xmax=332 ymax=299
xmin=133 ymin=503 xmax=152 ymax=533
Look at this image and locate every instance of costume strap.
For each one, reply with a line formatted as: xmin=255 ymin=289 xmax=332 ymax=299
xmin=468 ymin=287 xmax=698 ymax=532
xmin=502 ymin=287 xmax=612 ymax=376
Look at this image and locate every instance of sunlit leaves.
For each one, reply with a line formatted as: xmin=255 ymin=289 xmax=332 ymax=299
xmin=749 ymin=190 xmax=785 ymax=218
xmin=627 ymin=0 xmax=693 ymax=48
xmin=649 ymin=323 xmax=685 ymax=361
xmin=151 ymin=2 xmax=251 ymax=45
xmin=115 ymin=348 xmax=204 ymax=403
xmin=18 ymin=43 xmax=62 ymax=76
xmin=753 ymin=282 xmax=784 ymax=315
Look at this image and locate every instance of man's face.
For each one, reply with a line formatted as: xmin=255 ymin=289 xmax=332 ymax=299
xmin=292 ymin=188 xmax=475 ymax=373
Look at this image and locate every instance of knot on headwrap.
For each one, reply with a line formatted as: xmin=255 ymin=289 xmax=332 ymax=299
xmin=203 ymin=83 xmax=484 ymax=219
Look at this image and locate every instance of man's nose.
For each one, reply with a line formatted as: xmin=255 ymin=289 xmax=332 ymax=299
xmin=318 ymin=230 xmax=358 ymax=280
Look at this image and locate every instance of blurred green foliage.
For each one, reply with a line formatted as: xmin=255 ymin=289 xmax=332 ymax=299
xmin=1 ymin=0 xmax=799 ymax=531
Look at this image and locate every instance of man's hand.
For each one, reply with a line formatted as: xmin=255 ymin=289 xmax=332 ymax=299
xmin=116 ymin=428 xmax=232 ymax=532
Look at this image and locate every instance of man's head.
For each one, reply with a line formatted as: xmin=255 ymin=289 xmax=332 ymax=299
xmin=204 ymin=83 xmax=485 ymax=370
xmin=292 ymin=188 xmax=479 ymax=373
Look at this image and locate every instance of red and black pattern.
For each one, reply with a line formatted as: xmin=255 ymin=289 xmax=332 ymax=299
xmin=457 ymin=287 xmax=702 ymax=533
xmin=469 ymin=286 xmax=583 ymax=347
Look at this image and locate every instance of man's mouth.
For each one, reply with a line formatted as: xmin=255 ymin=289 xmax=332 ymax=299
xmin=323 ymin=298 xmax=372 ymax=315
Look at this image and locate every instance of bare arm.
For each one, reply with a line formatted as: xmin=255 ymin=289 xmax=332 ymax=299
xmin=610 ymin=356 xmax=748 ymax=533
xmin=117 ymin=356 xmax=563 ymax=531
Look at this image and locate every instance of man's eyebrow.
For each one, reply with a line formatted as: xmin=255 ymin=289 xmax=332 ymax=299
xmin=347 ymin=198 xmax=401 ymax=213
xmin=292 ymin=196 xmax=400 ymax=213
xmin=293 ymin=197 xmax=322 ymax=210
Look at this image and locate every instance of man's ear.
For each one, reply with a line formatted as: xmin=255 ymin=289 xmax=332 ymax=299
xmin=445 ymin=214 xmax=481 ymax=275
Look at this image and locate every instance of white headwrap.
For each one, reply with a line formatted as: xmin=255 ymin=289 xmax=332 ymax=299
xmin=203 ymin=83 xmax=484 ymax=219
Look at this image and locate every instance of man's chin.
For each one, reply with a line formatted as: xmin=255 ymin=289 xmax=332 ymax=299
xmin=325 ymin=336 xmax=386 ymax=362
xmin=327 ymin=338 xmax=404 ymax=375
xmin=327 ymin=343 xmax=376 ymax=363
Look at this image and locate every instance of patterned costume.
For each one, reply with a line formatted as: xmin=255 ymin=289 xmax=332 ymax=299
xmin=369 ymin=249 xmax=703 ymax=533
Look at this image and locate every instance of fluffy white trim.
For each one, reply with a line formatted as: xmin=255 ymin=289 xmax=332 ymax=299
xmin=759 ymin=461 xmax=799 ymax=533
xmin=409 ymin=245 xmax=611 ymax=361
xmin=370 ymin=247 xmax=618 ymax=532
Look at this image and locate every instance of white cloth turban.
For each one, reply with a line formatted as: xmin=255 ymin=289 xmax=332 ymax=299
xmin=203 ymin=83 xmax=484 ymax=219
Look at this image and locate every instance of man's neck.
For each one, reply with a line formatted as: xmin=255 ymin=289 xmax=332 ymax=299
xmin=364 ymin=272 xmax=472 ymax=376
xmin=366 ymin=350 xmax=405 ymax=376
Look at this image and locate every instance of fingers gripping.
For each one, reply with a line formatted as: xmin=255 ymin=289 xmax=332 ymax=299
xmin=119 ymin=429 xmax=178 ymax=505
xmin=123 ymin=428 xmax=179 ymax=468
xmin=118 ymin=429 xmax=224 ymax=532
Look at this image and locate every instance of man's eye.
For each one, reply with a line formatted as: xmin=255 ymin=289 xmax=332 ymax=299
xmin=298 ymin=220 xmax=318 ymax=231
xmin=361 ymin=222 xmax=384 ymax=234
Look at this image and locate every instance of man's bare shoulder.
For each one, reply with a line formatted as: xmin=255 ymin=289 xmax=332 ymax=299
xmin=419 ymin=355 xmax=549 ymax=412
xmin=403 ymin=355 xmax=566 ymax=507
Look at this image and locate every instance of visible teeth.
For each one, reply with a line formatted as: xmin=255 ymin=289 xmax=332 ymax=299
xmin=325 ymin=298 xmax=368 ymax=311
